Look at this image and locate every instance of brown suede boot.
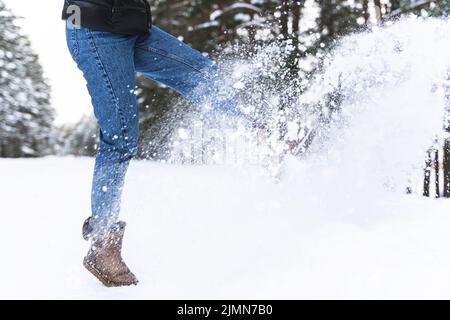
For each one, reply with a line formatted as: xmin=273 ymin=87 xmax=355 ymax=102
xmin=83 ymin=220 xmax=139 ymax=287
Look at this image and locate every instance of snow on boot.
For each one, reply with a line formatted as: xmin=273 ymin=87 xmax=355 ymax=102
xmin=83 ymin=221 xmax=139 ymax=287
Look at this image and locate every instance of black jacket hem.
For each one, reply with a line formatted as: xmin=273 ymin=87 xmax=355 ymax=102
xmin=62 ymin=0 xmax=152 ymax=35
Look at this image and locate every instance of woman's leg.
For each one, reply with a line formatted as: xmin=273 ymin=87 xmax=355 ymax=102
xmin=134 ymin=26 xmax=247 ymax=120
xmin=65 ymin=25 xmax=139 ymax=237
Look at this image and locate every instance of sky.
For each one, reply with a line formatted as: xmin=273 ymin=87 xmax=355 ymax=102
xmin=4 ymin=0 xmax=91 ymax=124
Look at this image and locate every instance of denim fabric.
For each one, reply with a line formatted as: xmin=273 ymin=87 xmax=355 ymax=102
xmin=65 ymin=24 xmax=246 ymax=235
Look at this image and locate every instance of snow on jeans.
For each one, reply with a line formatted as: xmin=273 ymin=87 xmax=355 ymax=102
xmin=65 ymin=24 xmax=243 ymax=236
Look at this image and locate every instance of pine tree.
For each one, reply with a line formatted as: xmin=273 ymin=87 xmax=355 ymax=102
xmin=315 ymin=0 xmax=366 ymax=52
xmin=0 ymin=1 xmax=55 ymax=157
xmin=385 ymin=0 xmax=449 ymax=18
xmin=56 ymin=115 xmax=98 ymax=157
xmin=151 ymin=0 xmax=271 ymax=53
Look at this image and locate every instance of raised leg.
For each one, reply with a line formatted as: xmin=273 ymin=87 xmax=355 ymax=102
xmin=134 ymin=26 xmax=246 ymax=120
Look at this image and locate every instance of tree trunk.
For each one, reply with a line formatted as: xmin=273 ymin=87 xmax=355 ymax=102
xmin=444 ymin=73 xmax=450 ymax=197
xmin=424 ymin=150 xmax=431 ymax=197
xmin=362 ymin=0 xmax=369 ymax=25
xmin=292 ymin=1 xmax=301 ymax=36
xmin=435 ymin=149 xmax=440 ymax=198
xmin=281 ymin=0 xmax=289 ymax=39
xmin=444 ymin=139 xmax=450 ymax=197
xmin=288 ymin=1 xmax=303 ymax=78
xmin=374 ymin=0 xmax=383 ymax=22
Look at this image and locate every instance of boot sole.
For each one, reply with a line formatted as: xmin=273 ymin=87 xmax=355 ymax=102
xmin=83 ymin=260 xmax=138 ymax=287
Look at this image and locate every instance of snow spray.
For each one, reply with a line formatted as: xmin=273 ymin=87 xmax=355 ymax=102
xmin=167 ymin=17 xmax=449 ymax=220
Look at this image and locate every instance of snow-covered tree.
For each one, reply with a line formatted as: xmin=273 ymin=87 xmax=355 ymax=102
xmin=55 ymin=115 xmax=98 ymax=157
xmin=0 ymin=1 xmax=55 ymax=158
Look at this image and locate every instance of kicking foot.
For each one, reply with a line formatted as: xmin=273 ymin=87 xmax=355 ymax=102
xmin=83 ymin=220 xmax=138 ymax=287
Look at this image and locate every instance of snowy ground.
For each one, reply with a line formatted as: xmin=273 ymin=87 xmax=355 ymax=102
xmin=1 ymin=156 xmax=450 ymax=299
xmin=2 ymin=16 xmax=449 ymax=300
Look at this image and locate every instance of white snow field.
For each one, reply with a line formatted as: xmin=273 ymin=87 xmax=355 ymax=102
xmin=2 ymin=17 xmax=450 ymax=299
xmin=1 ymin=156 xmax=450 ymax=300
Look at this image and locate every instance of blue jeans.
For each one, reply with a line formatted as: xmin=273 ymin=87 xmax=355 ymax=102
xmin=65 ymin=25 xmax=246 ymax=236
